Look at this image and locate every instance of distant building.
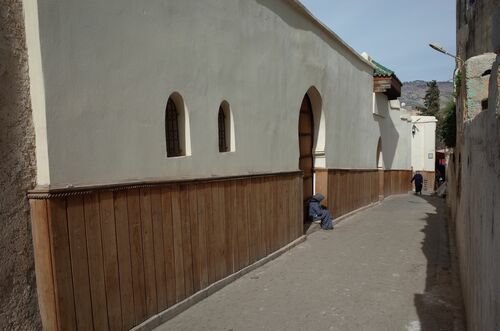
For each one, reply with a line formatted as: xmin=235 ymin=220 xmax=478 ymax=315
xmin=410 ymin=116 xmax=437 ymax=192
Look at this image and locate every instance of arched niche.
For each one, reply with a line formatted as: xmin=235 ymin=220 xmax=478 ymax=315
xmin=165 ymin=92 xmax=191 ymax=157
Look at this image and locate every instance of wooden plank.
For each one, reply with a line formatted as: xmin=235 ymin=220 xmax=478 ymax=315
xmin=140 ymin=188 xmax=158 ymax=316
xmin=262 ymin=178 xmax=272 ymax=255
xmin=179 ymin=186 xmax=194 ymax=297
xmin=229 ymin=182 xmax=239 ymax=272
xmin=126 ymin=189 xmax=147 ymax=323
xmin=170 ymin=185 xmax=186 ymax=301
xmin=113 ymin=190 xmax=135 ymax=330
xmin=205 ymin=183 xmax=216 ymax=284
xmin=297 ymin=174 xmax=304 ymax=237
xmin=255 ymin=178 xmax=266 ymax=260
xmin=99 ymin=191 xmax=123 ymax=331
xmin=241 ymin=180 xmax=251 ymax=268
xmin=223 ymin=182 xmax=235 ymax=276
xmin=160 ymin=187 xmax=177 ymax=307
xmin=247 ymin=179 xmax=259 ymax=264
xmin=30 ymin=200 xmax=58 ymax=331
xmin=66 ymin=197 xmax=93 ymax=331
xmin=151 ymin=188 xmax=168 ymax=311
xmin=47 ymin=199 xmax=77 ymax=330
xmin=83 ymin=194 xmax=109 ymax=330
xmin=211 ymin=183 xmax=225 ymax=281
xmin=282 ymin=177 xmax=291 ymax=246
xmin=188 ymin=185 xmax=202 ymax=293
xmin=195 ymin=184 xmax=209 ymax=289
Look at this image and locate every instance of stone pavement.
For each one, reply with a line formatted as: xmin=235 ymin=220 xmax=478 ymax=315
xmin=155 ymin=195 xmax=464 ymax=331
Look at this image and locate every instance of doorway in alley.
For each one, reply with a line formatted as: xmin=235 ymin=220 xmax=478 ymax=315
xmin=299 ymin=94 xmax=314 ymax=221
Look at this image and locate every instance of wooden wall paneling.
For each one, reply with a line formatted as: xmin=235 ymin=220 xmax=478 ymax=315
xmin=30 ymin=200 xmax=58 ymax=331
xmin=150 ymin=188 xmax=168 ymax=311
xmin=279 ymin=177 xmax=287 ymax=249
xmin=210 ymin=183 xmax=225 ymax=282
xmin=47 ymin=199 xmax=77 ymax=330
xmin=99 ymin=191 xmax=123 ymax=331
xmin=195 ymin=184 xmax=209 ymax=289
xmin=282 ymin=177 xmax=291 ymax=248
xmin=216 ymin=182 xmax=228 ymax=278
xmin=179 ymin=186 xmax=194 ymax=297
xmin=126 ymin=189 xmax=147 ymax=323
xmin=187 ymin=185 xmax=202 ymax=293
xmin=113 ymin=190 xmax=135 ymax=329
xmin=237 ymin=180 xmax=250 ymax=269
xmin=315 ymin=169 xmax=328 ymax=208
xmin=262 ymin=178 xmax=272 ymax=255
xmin=170 ymin=185 xmax=186 ymax=301
xmin=248 ymin=179 xmax=259 ymax=264
xmin=331 ymin=171 xmax=338 ymax=218
xmin=289 ymin=176 xmax=298 ymax=241
xmin=297 ymin=174 xmax=304 ymax=237
xmin=341 ymin=171 xmax=347 ymax=216
xmin=204 ymin=183 xmax=216 ymax=284
xmin=272 ymin=177 xmax=280 ymax=249
xmin=160 ymin=187 xmax=177 ymax=307
xmin=66 ymin=197 xmax=93 ymax=331
xmin=230 ymin=182 xmax=239 ymax=272
xmin=139 ymin=188 xmax=158 ymax=316
xmin=82 ymin=194 xmax=109 ymax=330
xmin=223 ymin=182 xmax=235 ymax=275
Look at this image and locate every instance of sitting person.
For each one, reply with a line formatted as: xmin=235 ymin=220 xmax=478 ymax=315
xmin=308 ymin=193 xmax=334 ymax=230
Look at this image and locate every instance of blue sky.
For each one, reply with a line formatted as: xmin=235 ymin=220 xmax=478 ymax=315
xmin=300 ymin=0 xmax=456 ymax=82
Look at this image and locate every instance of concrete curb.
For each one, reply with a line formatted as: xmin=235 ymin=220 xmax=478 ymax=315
xmin=131 ymin=235 xmax=307 ymax=331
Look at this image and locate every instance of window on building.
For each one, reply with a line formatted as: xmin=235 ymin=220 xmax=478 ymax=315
xmin=218 ymin=101 xmax=235 ymax=153
xmin=218 ymin=106 xmax=228 ymax=152
xmin=165 ymin=97 xmax=181 ymax=157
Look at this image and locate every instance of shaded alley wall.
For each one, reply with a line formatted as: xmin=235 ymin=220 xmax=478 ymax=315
xmin=0 ymin=0 xmax=40 ymax=329
xmin=448 ymin=1 xmax=500 ymax=329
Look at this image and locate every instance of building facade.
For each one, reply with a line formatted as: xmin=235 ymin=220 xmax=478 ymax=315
xmin=411 ymin=116 xmax=437 ymax=192
xmin=10 ymin=0 xmax=421 ymax=329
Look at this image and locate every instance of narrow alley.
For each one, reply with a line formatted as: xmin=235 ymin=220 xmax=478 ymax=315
xmin=155 ymin=195 xmax=464 ymax=331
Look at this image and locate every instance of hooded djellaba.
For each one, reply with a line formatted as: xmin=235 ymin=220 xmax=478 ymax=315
xmin=308 ymin=193 xmax=334 ymax=230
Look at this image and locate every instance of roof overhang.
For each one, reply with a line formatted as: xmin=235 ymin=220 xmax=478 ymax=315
xmin=374 ymin=76 xmax=402 ymax=100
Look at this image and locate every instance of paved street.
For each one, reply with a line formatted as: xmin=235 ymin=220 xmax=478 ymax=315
xmin=155 ymin=195 xmax=464 ymax=331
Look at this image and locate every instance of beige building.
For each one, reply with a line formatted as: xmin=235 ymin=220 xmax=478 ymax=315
xmin=410 ymin=115 xmax=437 ymax=192
xmin=2 ymin=0 xmax=422 ymax=329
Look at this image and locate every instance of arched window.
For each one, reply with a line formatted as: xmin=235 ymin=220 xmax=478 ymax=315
xmin=218 ymin=101 xmax=235 ymax=153
xmin=165 ymin=97 xmax=181 ymax=157
xmin=218 ymin=106 xmax=228 ymax=152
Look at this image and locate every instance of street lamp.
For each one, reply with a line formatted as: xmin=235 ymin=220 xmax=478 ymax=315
xmin=429 ymin=43 xmax=464 ymax=65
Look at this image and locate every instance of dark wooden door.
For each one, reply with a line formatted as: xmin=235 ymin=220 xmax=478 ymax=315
xmin=299 ymin=94 xmax=314 ymax=220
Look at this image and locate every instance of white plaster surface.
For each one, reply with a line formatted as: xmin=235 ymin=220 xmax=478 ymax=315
xmin=26 ymin=0 xmax=411 ymax=187
xmin=411 ymin=116 xmax=437 ymax=172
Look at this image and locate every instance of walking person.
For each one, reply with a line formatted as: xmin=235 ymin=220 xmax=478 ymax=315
xmin=411 ymin=172 xmax=424 ymax=195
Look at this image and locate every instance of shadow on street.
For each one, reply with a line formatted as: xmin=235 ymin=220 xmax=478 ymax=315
xmin=412 ymin=195 xmax=465 ymax=331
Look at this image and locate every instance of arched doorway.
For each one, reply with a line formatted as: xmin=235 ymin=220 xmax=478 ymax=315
xmin=376 ymin=137 xmax=384 ymax=200
xmin=299 ymin=94 xmax=314 ymax=221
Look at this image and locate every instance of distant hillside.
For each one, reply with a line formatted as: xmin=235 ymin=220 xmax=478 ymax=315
xmin=400 ymin=80 xmax=453 ymax=109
